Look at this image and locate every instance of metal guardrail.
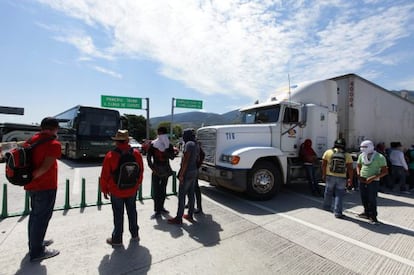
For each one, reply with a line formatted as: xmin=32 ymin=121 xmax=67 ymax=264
xmin=0 ymin=172 xmax=178 ymax=219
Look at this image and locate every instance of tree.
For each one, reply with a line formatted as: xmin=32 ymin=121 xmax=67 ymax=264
xmin=154 ymin=121 xmax=182 ymax=141
xmin=122 ymin=114 xmax=147 ymax=141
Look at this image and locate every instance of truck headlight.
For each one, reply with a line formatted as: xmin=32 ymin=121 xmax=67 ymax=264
xmin=220 ymin=154 xmax=240 ymax=165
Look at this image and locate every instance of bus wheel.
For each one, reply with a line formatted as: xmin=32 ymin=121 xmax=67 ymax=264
xmin=247 ymin=161 xmax=280 ymax=200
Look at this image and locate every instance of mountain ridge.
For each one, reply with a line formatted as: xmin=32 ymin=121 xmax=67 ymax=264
xmin=149 ymin=90 xmax=414 ymax=129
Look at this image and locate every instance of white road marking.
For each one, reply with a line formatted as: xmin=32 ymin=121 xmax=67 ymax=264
xmin=203 ymin=188 xmax=414 ymax=268
xmin=73 ymin=168 xmax=80 ymax=194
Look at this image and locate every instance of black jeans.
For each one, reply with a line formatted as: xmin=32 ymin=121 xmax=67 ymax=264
xmin=151 ymin=173 xmax=169 ymax=213
xmin=110 ymin=194 xmax=139 ymax=242
xmin=359 ymin=181 xmax=379 ymax=218
xmin=28 ymin=189 xmax=57 ymax=259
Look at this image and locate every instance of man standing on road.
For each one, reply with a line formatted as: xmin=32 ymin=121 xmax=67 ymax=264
xmin=147 ymin=126 xmax=175 ymax=218
xmin=24 ymin=117 xmax=61 ymax=262
xmin=100 ymin=130 xmax=144 ymax=247
xmin=321 ymin=138 xmax=353 ymax=219
xmin=356 ymin=140 xmax=388 ymax=224
xmin=168 ymin=128 xmax=199 ymax=225
xmin=389 ymin=142 xmax=409 ymax=194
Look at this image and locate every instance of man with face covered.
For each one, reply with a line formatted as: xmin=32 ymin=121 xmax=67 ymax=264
xmin=356 ymin=140 xmax=388 ymax=224
xmin=168 ymin=128 xmax=199 ymax=224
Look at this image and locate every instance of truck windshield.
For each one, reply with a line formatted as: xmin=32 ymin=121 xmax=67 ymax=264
xmin=242 ymin=105 xmax=280 ymax=124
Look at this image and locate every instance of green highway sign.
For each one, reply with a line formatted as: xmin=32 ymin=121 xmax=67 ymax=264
xmin=175 ymin=98 xmax=203 ymax=109
xmin=101 ymin=95 xmax=142 ymax=109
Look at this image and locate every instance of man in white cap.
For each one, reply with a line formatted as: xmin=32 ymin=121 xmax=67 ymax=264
xmin=356 ymin=140 xmax=388 ymax=224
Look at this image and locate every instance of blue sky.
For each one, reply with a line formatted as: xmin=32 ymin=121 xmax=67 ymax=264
xmin=1 ymin=0 xmax=413 ymax=125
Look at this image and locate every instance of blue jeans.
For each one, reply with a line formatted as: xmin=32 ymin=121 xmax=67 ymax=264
xmin=110 ymin=194 xmax=139 ymax=242
xmin=323 ymin=176 xmax=346 ymax=216
xmin=359 ymin=181 xmax=379 ymax=218
xmin=304 ymin=164 xmax=318 ymax=193
xmin=28 ymin=189 xmax=57 ymax=258
xmin=151 ymin=173 xmax=168 ymax=213
xmin=176 ymin=170 xmax=197 ymax=218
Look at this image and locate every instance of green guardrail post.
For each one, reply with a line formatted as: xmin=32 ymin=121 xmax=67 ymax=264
xmin=172 ymin=171 xmax=177 ymax=195
xmin=138 ymin=184 xmax=143 ymax=201
xmin=80 ymin=178 xmax=87 ymax=208
xmin=97 ymin=179 xmax=102 ymax=206
xmin=1 ymin=184 xmax=8 ymax=218
xmin=64 ymin=179 xmax=71 ymax=210
xmin=23 ymin=191 xmax=30 ymax=215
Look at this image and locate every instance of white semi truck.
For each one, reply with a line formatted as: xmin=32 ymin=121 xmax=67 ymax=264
xmin=197 ymin=73 xmax=414 ymax=200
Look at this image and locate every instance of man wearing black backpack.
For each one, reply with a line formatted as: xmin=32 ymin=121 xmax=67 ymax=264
xmin=24 ymin=117 xmax=61 ymax=262
xmin=147 ymin=126 xmax=175 ymax=219
xmin=321 ymin=138 xmax=354 ymax=219
xmin=100 ymin=130 xmax=144 ymax=247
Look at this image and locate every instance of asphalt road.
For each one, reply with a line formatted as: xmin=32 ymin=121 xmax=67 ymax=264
xmin=0 ymin=155 xmax=414 ymax=274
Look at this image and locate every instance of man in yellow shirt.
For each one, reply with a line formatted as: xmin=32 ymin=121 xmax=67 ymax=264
xmin=321 ymin=138 xmax=354 ymax=218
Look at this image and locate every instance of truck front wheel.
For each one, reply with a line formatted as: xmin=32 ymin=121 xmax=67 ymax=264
xmin=247 ymin=161 xmax=280 ymax=200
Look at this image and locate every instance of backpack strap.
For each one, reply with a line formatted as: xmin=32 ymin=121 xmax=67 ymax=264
xmin=28 ymin=136 xmax=56 ymax=149
xmin=113 ymin=147 xmax=134 ymax=156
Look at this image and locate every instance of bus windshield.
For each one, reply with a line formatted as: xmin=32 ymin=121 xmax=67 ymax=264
xmin=55 ymin=105 xmax=121 ymax=159
xmin=77 ymin=109 xmax=119 ymax=137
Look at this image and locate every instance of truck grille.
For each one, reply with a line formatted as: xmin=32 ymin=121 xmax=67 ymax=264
xmin=197 ymin=128 xmax=216 ymax=164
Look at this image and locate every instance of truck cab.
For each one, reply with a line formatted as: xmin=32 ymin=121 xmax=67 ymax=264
xmin=197 ymin=80 xmax=338 ymax=200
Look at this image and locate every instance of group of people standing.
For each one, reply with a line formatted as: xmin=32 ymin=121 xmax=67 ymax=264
xmin=301 ymin=137 xmax=413 ymax=225
xmin=17 ymin=114 xmax=413 ymax=262
xmin=146 ymin=127 xmax=204 ymax=225
xmin=23 ymin=116 xmax=203 ymax=262
xmin=101 ymin=126 xmax=204 ymax=249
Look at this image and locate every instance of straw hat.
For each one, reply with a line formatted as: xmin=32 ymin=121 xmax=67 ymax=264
xmin=111 ymin=129 xmax=129 ymax=141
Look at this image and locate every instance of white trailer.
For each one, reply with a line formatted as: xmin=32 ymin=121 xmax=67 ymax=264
xmin=331 ymin=74 xmax=414 ymax=150
xmin=197 ymin=73 xmax=414 ymax=200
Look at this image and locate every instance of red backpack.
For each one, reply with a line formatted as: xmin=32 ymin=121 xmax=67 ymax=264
xmin=5 ymin=137 xmax=54 ymax=186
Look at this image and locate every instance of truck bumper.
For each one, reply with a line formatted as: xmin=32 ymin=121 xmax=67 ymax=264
xmin=198 ymin=164 xmax=248 ymax=192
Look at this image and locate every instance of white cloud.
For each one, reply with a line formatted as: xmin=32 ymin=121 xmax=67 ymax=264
xmin=37 ymin=0 xmax=414 ymax=99
xmin=91 ymin=65 xmax=122 ymax=79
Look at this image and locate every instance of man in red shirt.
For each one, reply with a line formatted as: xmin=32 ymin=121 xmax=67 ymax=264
xmin=24 ymin=117 xmax=61 ymax=262
xmin=100 ymin=130 xmax=144 ymax=247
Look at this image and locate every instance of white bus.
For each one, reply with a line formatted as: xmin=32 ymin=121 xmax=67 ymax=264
xmin=0 ymin=122 xmax=40 ymax=142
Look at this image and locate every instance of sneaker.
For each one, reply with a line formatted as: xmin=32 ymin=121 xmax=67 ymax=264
xmin=30 ymin=248 xmax=60 ymax=262
xmin=183 ymin=214 xmax=195 ymax=223
xmin=357 ymin=213 xmax=369 ymax=219
xmin=167 ymin=217 xmax=182 ymax=225
xmin=161 ymin=208 xmax=170 ymax=214
xmin=43 ymin=239 xmax=54 ymax=247
xmin=151 ymin=212 xmax=161 ymax=219
xmin=334 ymin=214 xmax=345 ymax=219
xmin=369 ymin=217 xmax=380 ymax=225
xmin=131 ymin=235 xmax=140 ymax=242
xmin=194 ymin=208 xmax=203 ymax=214
xmin=106 ymin=237 xmax=122 ymax=247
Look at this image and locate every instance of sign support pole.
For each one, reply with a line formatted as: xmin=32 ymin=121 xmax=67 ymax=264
xmin=145 ymin=98 xmax=150 ymax=140
xmin=170 ymin=97 xmax=175 ymax=138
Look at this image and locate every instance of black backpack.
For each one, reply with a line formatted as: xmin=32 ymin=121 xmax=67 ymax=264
xmin=112 ymin=148 xmax=140 ymax=190
xmin=5 ymin=136 xmax=55 ymax=186
xmin=329 ymin=149 xmax=346 ymax=174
